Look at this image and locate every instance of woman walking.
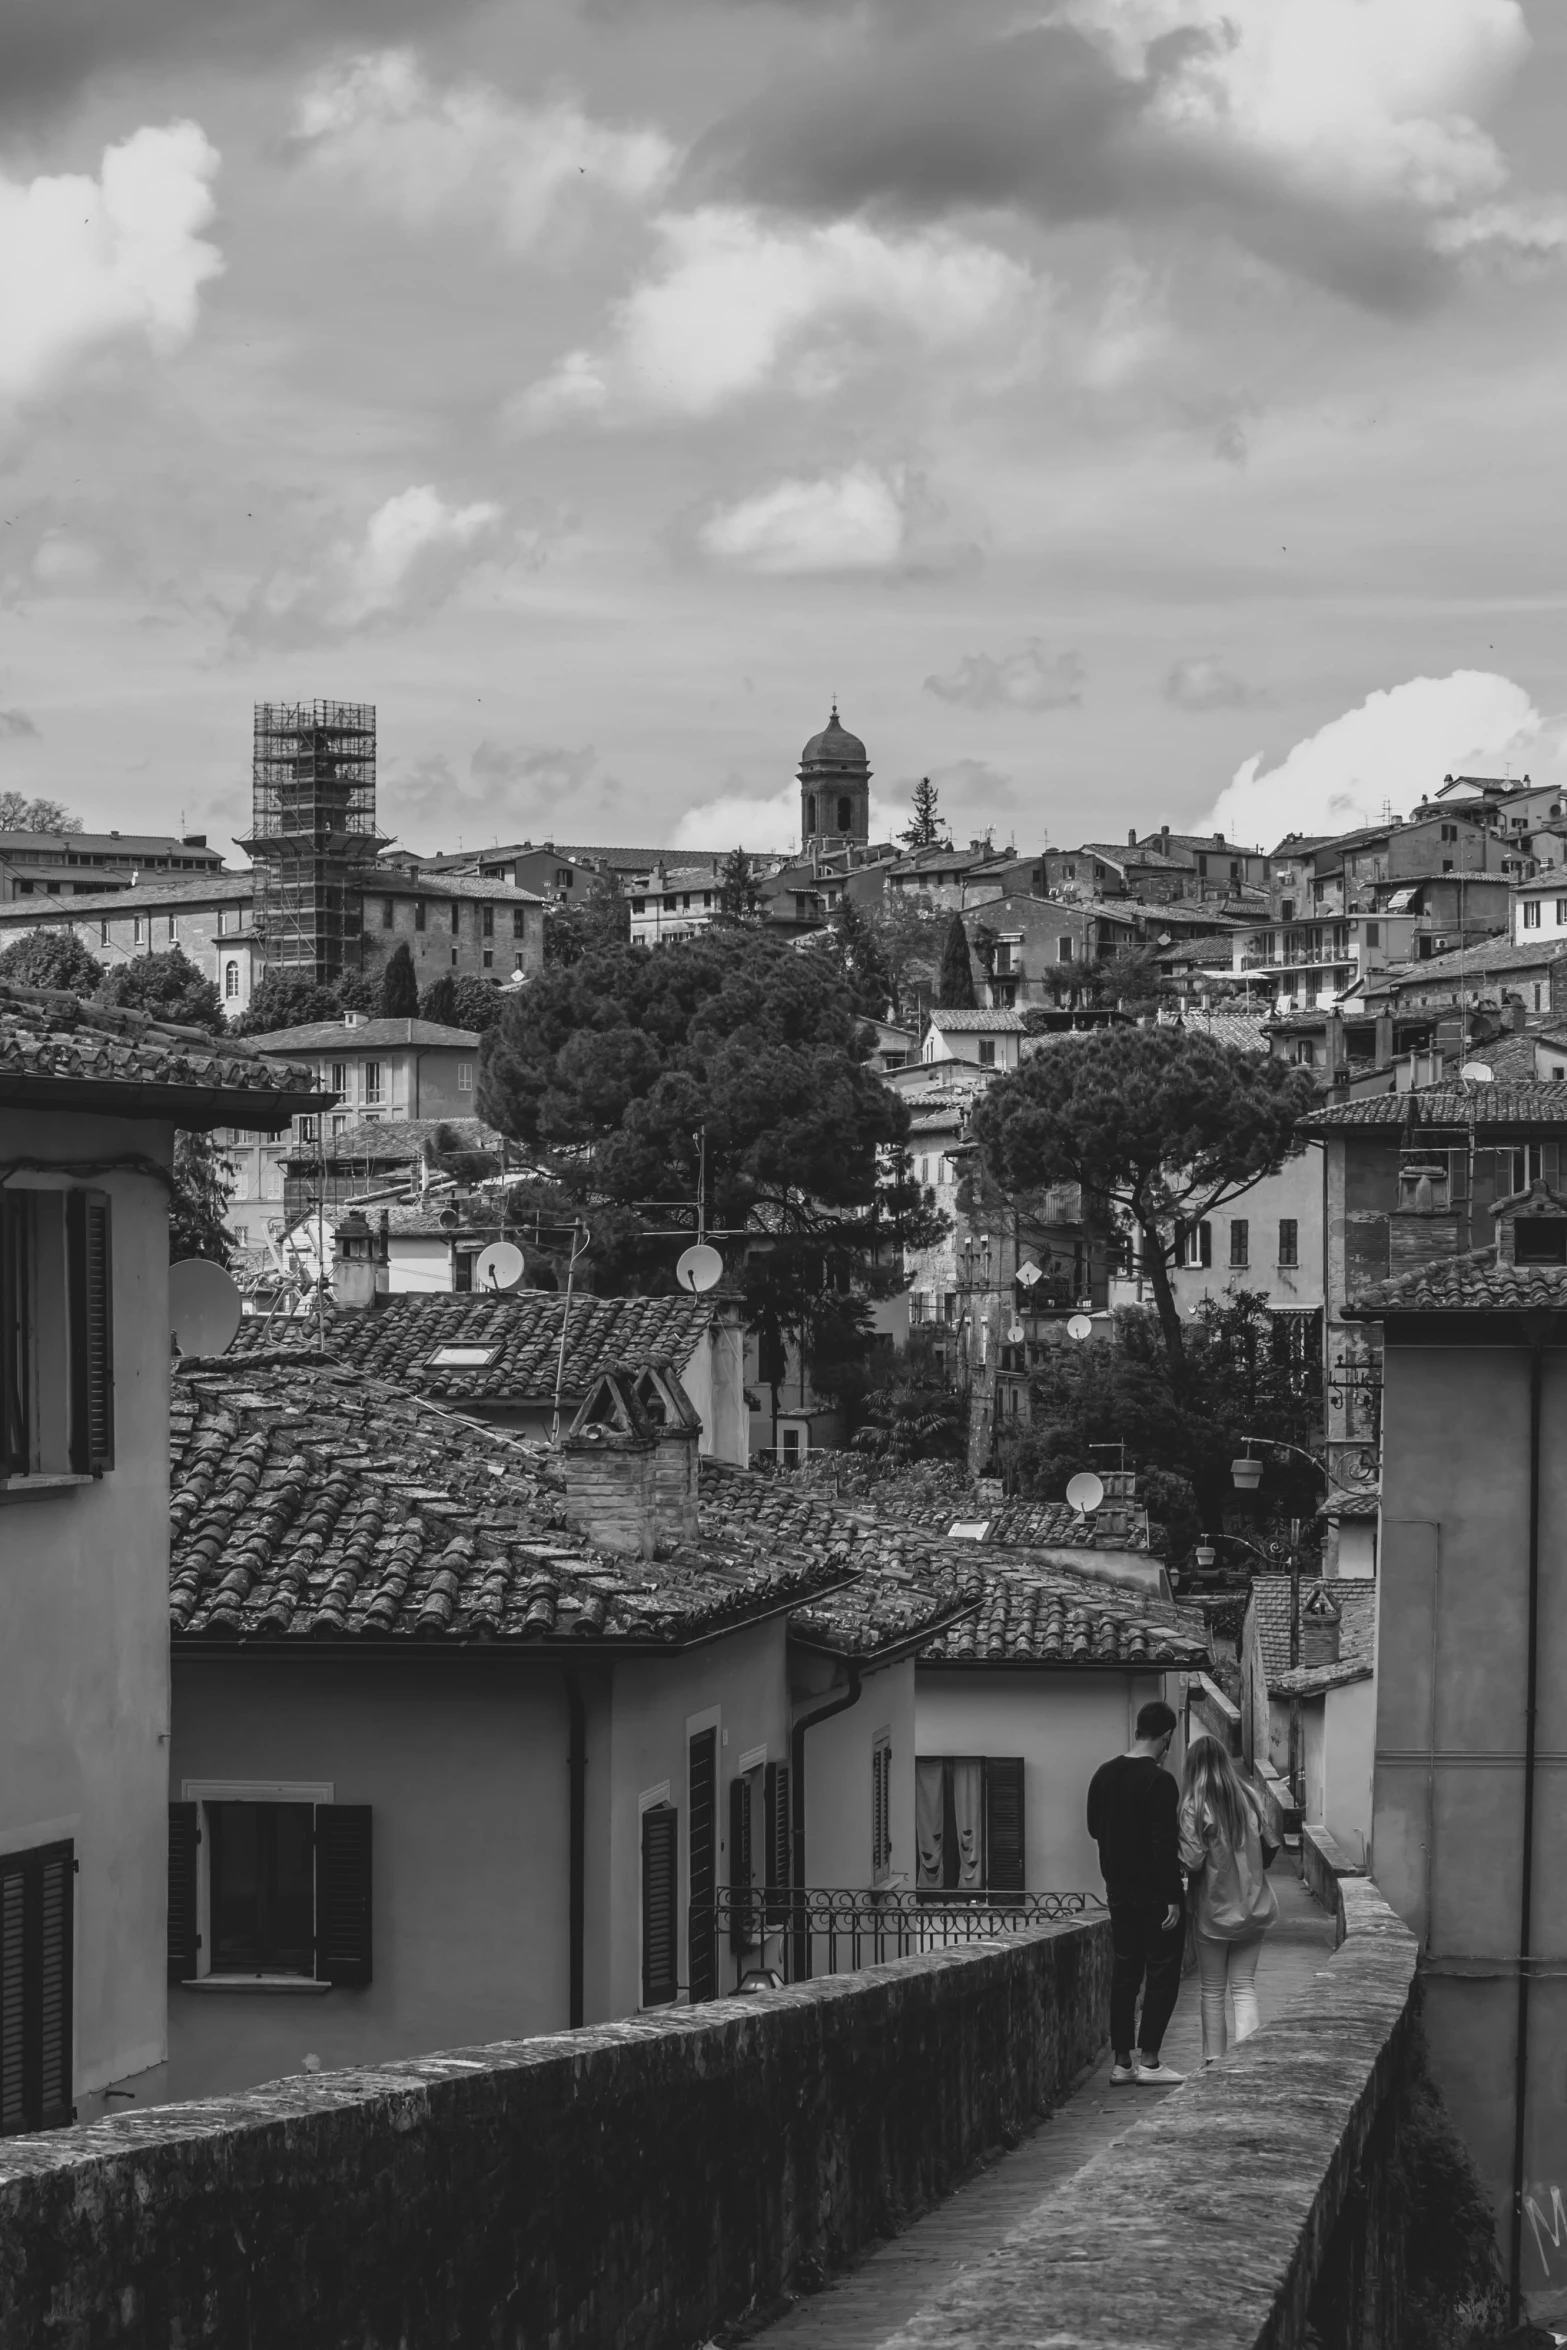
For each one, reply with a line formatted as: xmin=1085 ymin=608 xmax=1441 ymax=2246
xmin=1178 ymin=1735 xmax=1278 ymax=2065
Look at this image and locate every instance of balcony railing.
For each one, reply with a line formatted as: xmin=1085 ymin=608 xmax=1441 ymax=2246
xmin=689 ymin=1885 xmax=1104 ymax=2000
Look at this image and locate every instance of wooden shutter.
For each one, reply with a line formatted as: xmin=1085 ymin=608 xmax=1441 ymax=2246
xmin=763 ymin=1761 xmax=790 ymax=1919
xmin=687 ymin=1730 xmax=717 ymax=2002
xmin=0 ymin=1192 xmax=29 ymax=1477
xmin=314 ymin=1806 xmax=372 ymax=1987
xmin=871 ymin=1738 xmax=891 ymax=1878
xmin=641 ymin=1807 xmax=678 ymax=2006
xmin=728 ymin=1777 xmax=754 ymax=1954
xmin=1198 ymin=1220 xmax=1213 ymax=1269
xmin=168 ymin=1804 xmax=200 ymax=1984
xmin=983 ymin=1759 xmax=1026 ymax=1894
xmin=66 ymin=1190 xmax=114 ymax=1474
xmin=0 ymin=1841 xmax=73 ymax=2136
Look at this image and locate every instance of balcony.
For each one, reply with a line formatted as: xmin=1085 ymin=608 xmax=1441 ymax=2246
xmin=692 ymin=1884 xmax=1102 ymax=1998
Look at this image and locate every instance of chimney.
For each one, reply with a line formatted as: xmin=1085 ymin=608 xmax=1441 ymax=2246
xmin=632 ymin=1363 xmax=702 ymax=1543
xmin=1128 ymin=828 xmax=1137 ymax=847
xmin=1160 ymin=825 xmax=1170 ymax=847
xmin=1214 ymin=831 xmax=1225 ymax=846
xmin=331 ymin=1209 xmax=384 ymax=1312
xmin=1299 ymin=1585 xmax=1342 ymax=1669
xmin=562 ymin=1370 xmax=658 ymax=1558
xmin=182 ymin=833 xmax=207 ymax=849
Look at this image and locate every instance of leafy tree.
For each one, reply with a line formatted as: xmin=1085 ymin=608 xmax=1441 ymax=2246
xmin=853 ymin=1368 xmax=967 ymax=1467
xmin=421 ymin=972 xmax=504 ymax=1032
xmin=868 ymin=895 xmax=943 ymax=1024
xmin=1006 ymin=1294 xmax=1323 ymax=1554
xmin=825 ymin=893 xmax=894 ymax=1020
xmin=900 ymin=776 xmax=947 ymax=850
xmin=0 ymin=928 xmax=103 ymax=992
xmin=231 ymin=970 xmax=356 ymax=1037
xmin=544 ymin=866 xmax=631 ymax=966
xmin=936 ymin=912 xmax=977 ymax=1010
xmin=380 ymin=940 xmax=419 ymax=1017
xmin=169 ymin=1131 xmax=237 ymax=1263
xmin=714 ymin=848 xmax=760 ymax=924
xmin=420 ymin=973 xmax=459 ymax=1025
xmin=0 ymin=793 xmax=80 ymax=833
xmin=479 ymin=926 xmax=944 ymax=1386
xmin=97 ymin=946 xmax=225 ymax=1036
xmin=971 ymin=1026 xmax=1316 ymax=1372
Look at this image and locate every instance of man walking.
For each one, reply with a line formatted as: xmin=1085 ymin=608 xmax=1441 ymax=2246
xmin=1086 ymin=1699 xmax=1186 ymax=2086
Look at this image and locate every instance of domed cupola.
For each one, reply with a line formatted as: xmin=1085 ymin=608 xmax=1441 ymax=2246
xmin=798 ymin=704 xmax=870 ymax=851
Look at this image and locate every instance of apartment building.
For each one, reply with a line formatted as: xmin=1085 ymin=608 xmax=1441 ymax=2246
xmin=0 ymin=828 xmax=224 ymax=902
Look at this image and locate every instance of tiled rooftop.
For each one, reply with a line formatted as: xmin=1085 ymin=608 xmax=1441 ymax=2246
xmin=805 ymin=1461 xmax=1161 ymax=1556
xmin=1249 ymin=1576 xmax=1376 ymax=1687
xmin=0 ymin=982 xmax=315 ymax=1116
xmin=1163 ymin=1010 xmax=1269 ymax=1054
xmin=0 ymin=875 xmax=253 ymax=920
xmin=169 ymin=1361 xmax=849 ymax=1647
xmin=925 ymin=1008 xmax=1029 ymax=1034
xmin=1346 ymin=1247 xmax=1567 ymax=1314
xmin=924 ymin=1576 xmax=1207 ymax=1669
xmin=286 ymin=1115 xmax=507 ymax=1166
xmin=1301 ymin=1085 xmax=1567 ymax=1130
xmin=227 ymin=1290 xmax=718 ymax=1402
xmin=248 ymin=1019 xmax=481 ymax=1054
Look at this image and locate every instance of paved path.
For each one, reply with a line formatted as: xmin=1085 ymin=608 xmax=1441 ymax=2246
xmin=748 ymin=1866 xmax=1338 ymax=2350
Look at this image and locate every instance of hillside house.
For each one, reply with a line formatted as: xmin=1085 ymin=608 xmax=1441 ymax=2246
xmin=0 ymin=981 xmax=315 ymax=2135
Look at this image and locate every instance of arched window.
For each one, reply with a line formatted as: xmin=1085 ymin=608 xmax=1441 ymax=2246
xmin=806 ymin=795 xmax=816 ymax=834
xmin=224 ymin=961 xmax=240 ymax=999
xmin=837 ymin=796 xmax=852 ymax=833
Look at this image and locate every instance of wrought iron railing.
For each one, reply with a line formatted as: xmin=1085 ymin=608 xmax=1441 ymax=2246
xmin=688 ymin=1885 xmax=1105 ymax=2001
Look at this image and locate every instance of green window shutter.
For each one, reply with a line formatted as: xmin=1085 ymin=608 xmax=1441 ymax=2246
xmin=314 ymin=1806 xmax=372 ymax=1987
xmin=687 ymin=1730 xmax=717 ymax=2002
xmin=641 ymin=1807 xmax=678 ymax=2006
xmin=66 ymin=1190 xmax=114 ymax=1474
xmin=0 ymin=1841 xmax=74 ymax=2136
xmin=168 ymin=1804 xmax=200 ymax=1984
xmin=984 ymin=1759 xmax=1026 ymax=1893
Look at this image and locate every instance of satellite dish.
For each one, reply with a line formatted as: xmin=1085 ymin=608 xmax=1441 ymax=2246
xmin=1066 ymin=1471 xmax=1105 ymax=1517
xmin=676 ymin=1243 xmax=723 ymax=1295
xmin=474 ymin=1241 xmax=525 ymax=1293
xmin=1007 ymin=1321 xmax=1025 ymax=1344
xmin=1459 ymin=1061 xmax=1494 ymax=1083
xmin=437 ymin=1207 xmax=462 ymax=1232
xmin=170 ymin=1258 xmax=242 ymax=1359
xmin=1067 ymin=1313 xmax=1093 ymax=1341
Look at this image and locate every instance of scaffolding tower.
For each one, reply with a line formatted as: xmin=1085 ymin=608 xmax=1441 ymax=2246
xmin=241 ymin=702 xmax=387 ymax=980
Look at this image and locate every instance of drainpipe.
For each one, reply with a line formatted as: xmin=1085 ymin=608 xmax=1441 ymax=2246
xmin=790 ymin=1664 xmax=862 ymax=1978
xmin=566 ymin=1671 xmax=586 ymax=2028
xmin=1509 ymin=1315 xmax=1549 ymax=2322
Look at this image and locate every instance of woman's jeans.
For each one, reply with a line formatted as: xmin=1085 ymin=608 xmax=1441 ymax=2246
xmin=1196 ymin=1927 xmax=1267 ymax=2060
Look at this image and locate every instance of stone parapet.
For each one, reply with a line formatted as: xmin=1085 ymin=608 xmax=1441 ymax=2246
xmin=1301 ymin=1820 xmax=1365 ymax=1919
xmin=0 ymin=1917 xmax=1111 ymax=2349
xmin=881 ymin=1875 xmax=1420 ymax=2350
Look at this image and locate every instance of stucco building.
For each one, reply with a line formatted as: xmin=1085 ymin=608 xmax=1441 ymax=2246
xmin=0 ymin=979 xmax=314 ymax=2136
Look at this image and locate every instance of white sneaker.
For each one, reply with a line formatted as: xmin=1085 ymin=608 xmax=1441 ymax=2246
xmin=1133 ymin=2060 xmax=1185 ymax=2086
xmin=1108 ymin=2062 xmax=1137 ymax=2086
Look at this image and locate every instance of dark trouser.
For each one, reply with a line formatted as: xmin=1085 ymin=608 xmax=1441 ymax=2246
xmin=1108 ymin=1901 xmax=1183 ymax=2059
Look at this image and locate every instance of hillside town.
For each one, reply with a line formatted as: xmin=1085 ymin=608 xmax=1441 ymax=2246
xmin=2 ymin=689 xmax=1566 ymax=2346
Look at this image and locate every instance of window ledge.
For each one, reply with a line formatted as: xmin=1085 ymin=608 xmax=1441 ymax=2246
xmin=0 ymin=1473 xmax=96 ymax=1505
xmin=179 ymin=1975 xmax=332 ymax=1995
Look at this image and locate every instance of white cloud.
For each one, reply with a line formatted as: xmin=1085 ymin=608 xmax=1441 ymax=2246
xmin=672 ymin=778 xmax=902 ymax=853
xmin=1164 ymin=655 xmax=1266 ymax=712
xmin=0 ymin=122 xmax=222 ymax=402
xmin=1061 ymin=0 xmax=1557 ymax=268
xmin=1204 ymin=669 xmax=1542 ymax=843
xmin=925 ymin=639 xmax=1084 ymax=713
xmin=247 ymin=484 xmax=503 ymax=638
xmin=699 ymin=467 xmax=907 ymax=576
xmin=520 ymin=207 xmax=1040 ymax=423
xmin=292 ymin=51 xmax=673 ymax=253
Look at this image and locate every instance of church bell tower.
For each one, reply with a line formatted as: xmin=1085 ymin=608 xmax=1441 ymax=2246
xmin=798 ymin=706 xmax=871 ymax=854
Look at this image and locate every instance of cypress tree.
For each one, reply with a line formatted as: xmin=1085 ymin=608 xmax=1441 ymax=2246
xmin=380 ymin=940 xmax=419 ymax=1017
xmin=936 ymin=913 xmax=977 ymax=1009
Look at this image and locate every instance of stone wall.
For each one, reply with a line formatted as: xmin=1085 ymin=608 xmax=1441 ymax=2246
xmin=0 ymin=1917 xmax=1110 ymax=2350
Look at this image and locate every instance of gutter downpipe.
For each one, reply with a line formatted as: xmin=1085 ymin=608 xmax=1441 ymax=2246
xmin=1509 ymin=1313 xmax=1549 ymax=2324
xmin=790 ymin=1665 xmax=862 ymax=1980
xmin=566 ymin=1671 xmax=586 ymax=2028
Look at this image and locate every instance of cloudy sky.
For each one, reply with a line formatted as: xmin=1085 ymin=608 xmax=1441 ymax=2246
xmin=4 ymin=0 xmax=1567 ymax=860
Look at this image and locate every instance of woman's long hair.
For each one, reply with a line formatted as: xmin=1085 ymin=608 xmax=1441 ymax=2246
xmin=1182 ymin=1733 xmax=1252 ymax=1855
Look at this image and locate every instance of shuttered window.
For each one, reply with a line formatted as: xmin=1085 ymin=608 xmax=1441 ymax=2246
xmin=0 ymin=1841 xmax=74 ymax=2136
xmin=0 ymin=1189 xmax=113 ymax=1480
xmin=763 ymin=1761 xmax=790 ymax=1921
xmin=641 ymin=1807 xmax=678 ymax=2006
xmin=67 ymin=1191 xmax=114 ymax=1473
xmin=0 ymin=1192 xmax=29 ymax=1476
xmin=983 ymin=1759 xmax=1026 ymax=1893
xmin=871 ymin=1734 xmax=893 ymax=1881
xmin=170 ymin=1803 xmax=372 ymax=1987
xmin=315 ymin=1807 xmax=373 ymax=1987
xmin=168 ymin=1804 xmax=200 ymax=1983
xmin=688 ymin=1729 xmax=717 ymax=2003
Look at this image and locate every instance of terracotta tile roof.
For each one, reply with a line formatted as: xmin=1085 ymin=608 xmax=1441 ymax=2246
xmin=1374 ymin=937 xmax=1567 ymax=985
xmin=285 ymin=1115 xmax=506 ymax=1167
xmin=1164 ymin=1011 xmax=1269 ymax=1054
xmin=248 ymin=1019 xmax=480 ymax=1053
xmin=226 ymin=1290 xmax=718 ymax=1403
xmin=169 ymin=1361 xmax=848 ymax=1647
xmin=1325 ymin=1487 xmax=1380 ymax=1520
xmin=1346 ymin=1246 xmax=1567 ymax=1314
xmin=1248 ymin=1576 xmax=1376 ymax=1686
xmin=0 ymin=982 xmax=316 ymax=1120
xmin=925 ymin=1008 xmax=1028 ymax=1033
xmin=1302 ymin=1085 xmax=1567 ymax=1130
xmin=699 ymin=1467 xmax=1203 ymax=1669
xmin=0 ymin=875 xmax=253 ymax=921
xmin=806 ymin=1462 xmax=1161 ymax=1555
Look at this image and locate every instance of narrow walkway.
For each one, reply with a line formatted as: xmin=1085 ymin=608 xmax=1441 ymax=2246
xmin=749 ymin=1868 xmax=1338 ymax=2350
